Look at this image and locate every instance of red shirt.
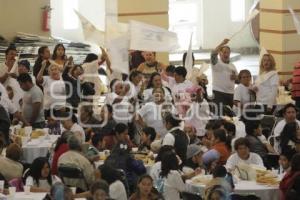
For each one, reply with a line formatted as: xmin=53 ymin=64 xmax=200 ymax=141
xmin=213 ymin=142 xmax=231 ymax=165
xmin=51 ymin=143 xmax=69 ymax=175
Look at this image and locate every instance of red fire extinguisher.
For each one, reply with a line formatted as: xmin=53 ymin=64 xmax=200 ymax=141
xmin=42 ymin=6 xmax=51 ymax=32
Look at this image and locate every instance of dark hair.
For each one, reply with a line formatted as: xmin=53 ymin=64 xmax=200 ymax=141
xmin=213 ymin=129 xmax=227 ymax=143
xmin=174 ymin=66 xmax=187 ymax=78
xmin=135 ymin=174 xmax=154 ymax=198
xmin=283 ymin=103 xmax=297 ymax=114
xmin=6 ymin=143 xmax=22 ymax=161
xmin=245 ymin=120 xmax=261 ymax=136
xmin=280 ymin=122 xmax=298 ymax=149
xmin=281 ymin=148 xmax=297 ymax=162
xmin=220 ymin=46 xmax=231 ymax=52
xmin=129 ymin=70 xmax=141 ymax=82
xmin=54 ymin=131 xmax=71 ymax=151
xmin=84 ymin=53 xmax=98 ymax=63
xmin=212 ymin=165 xmax=227 ymax=178
xmin=164 ymin=113 xmax=181 ymax=127
xmin=223 ymin=121 xmax=236 ymax=137
xmin=98 ymin=164 xmax=121 ymax=184
xmin=238 ymin=69 xmax=251 ymax=82
xmin=160 ymin=151 xmax=179 ymax=178
xmin=155 ymin=145 xmax=174 ymax=162
xmin=206 ymin=120 xmax=223 ymax=130
xmin=147 ymin=72 xmax=161 ymax=89
xmin=104 ymin=104 xmax=113 ymax=114
xmin=114 ymin=123 xmax=128 ymax=135
xmin=90 ymin=180 xmax=109 ymax=195
xmin=70 ymin=65 xmax=83 ymax=76
xmin=291 ymin=153 xmax=300 ymax=172
xmin=30 ymin=157 xmax=52 ymax=186
xmin=34 ymin=46 xmax=49 ymax=70
xmin=67 ymin=135 xmax=82 ymax=151
xmin=52 ymin=43 xmax=66 ymax=60
xmin=142 ymin=127 xmax=157 ymax=142
xmin=18 ymin=60 xmax=31 ymax=71
xmin=5 ymin=45 xmax=17 ymax=55
xmin=92 ymin=134 xmax=104 ymax=147
xmin=166 ymin=65 xmax=175 ymax=73
xmin=110 ymin=79 xmax=119 ymax=91
xmin=182 ymin=52 xmax=195 ymax=67
xmin=234 ymin=138 xmax=250 ymax=151
xmin=38 ymin=46 xmax=49 ymax=57
xmin=17 ymin=73 xmax=33 ymax=83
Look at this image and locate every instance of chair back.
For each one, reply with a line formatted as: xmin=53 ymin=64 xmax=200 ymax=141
xmin=231 ymin=194 xmax=261 ymax=200
xmin=181 ymin=192 xmax=203 ymax=200
xmin=58 ymin=165 xmax=89 ymax=190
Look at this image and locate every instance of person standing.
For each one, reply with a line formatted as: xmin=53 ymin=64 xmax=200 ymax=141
xmin=211 ymin=39 xmax=238 ymax=113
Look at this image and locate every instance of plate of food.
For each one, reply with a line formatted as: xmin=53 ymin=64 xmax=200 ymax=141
xmin=191 ymin=174 xmax=213 ymax=186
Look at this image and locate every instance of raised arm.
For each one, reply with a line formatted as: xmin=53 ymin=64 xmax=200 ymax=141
xmin=211 ymin=38 xmax=230 ymax=65
xmin=36 ymin=60 xmax=47 ymax=84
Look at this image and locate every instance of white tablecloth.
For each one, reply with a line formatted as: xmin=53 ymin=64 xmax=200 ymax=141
xmin=22 ymin=135 xmax=60 ymax=163
xmin=7 ymin=192 xmax=46 ymax=200
xmin=186 ymin=180 xmax=280 ymax=200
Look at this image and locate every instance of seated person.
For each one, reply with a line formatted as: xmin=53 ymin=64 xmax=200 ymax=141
xmin=130 ymin=174 xmax=161 ymax=200
xmin=105 ymin=143 xmax=146 ymax=194
xmin=183 ymin=144 xmax=204 ymax=173
xmin=184 ymin=123 xmax=201 ymax=145
xmin=58 ymin=135 xmax=95 ymax=191
xmin=138 ymin=126 xmax=156 ymax=152
xmin=279 ymin=122 xmax=300 ymax=153
xmin=204 ymin=166 xmax=233 ymax=200
xmin=0 ymin=143 xmax=23 ymax=181
xmin=90 ymin=180 xmax=110 ymax=200
xmin=49 ymin=183 xmax=73 ymax=200
xmin=79 ymin=105 xmax=102 ymax=135
xmin=25 ymin=157 xmax=61 ymax=192
xmin=85 ymin=134 xmax=105 ymax=161
xmin=61 ymin=114 xmax=85 ymax=143
xmin=105 ymin=123 xmax=134 ymax=151
xmin=225 ymin=138 xmax=264 ymax=172
xmin=279 ymin=149 xmax=296 ymax=176
xmin=46 ymin=117 xmax=62 ymax=135
xmin=202 ymin=120 xmax=223 ymax=149
xmin=96 ymin=164 xmax=127 ymax=200
xmin=203 ymin=129 xmax=231 ymax=166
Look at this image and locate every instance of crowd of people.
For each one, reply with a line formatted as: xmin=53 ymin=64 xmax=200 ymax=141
xmin=0 ymin=38 xmax=300 ymax=200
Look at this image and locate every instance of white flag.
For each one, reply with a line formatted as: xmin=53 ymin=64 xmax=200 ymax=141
xmin=185 ymin=33 xmax=193 ymax=74
xmin=106 ymin=22 xmax=129 ymax=42
xmin=107 ymin=34 xmax=130 ymax=75
xmin=288 ymin=6 xmax=300 ymax=34
xmin=249 ymin=0 xmax=260 ymax=14
xmin=230 ymin=9 xmax=260 ymax=40
xmin=74 ymin=10 xmax=105 ymax=46
xmin=129 ymin=20 xmax=179 ymax=52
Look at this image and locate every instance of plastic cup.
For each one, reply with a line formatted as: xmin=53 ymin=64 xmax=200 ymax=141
xmin=24 ymin=185 xmax=30 ymax=194
xmin=24 ymin=126 xmax=32 ymax=137
xmin=0 ymin=180 xmax=4 ymax=193
xmin=132 ymin=147 xmax=138 ymax=152
xmin=8 ymin=187 xmax=16 ymax=196
xmin=99 ymin=152 xmax=106 ymax=160
xmin=71 ymin=187 xmax=76 ymax=194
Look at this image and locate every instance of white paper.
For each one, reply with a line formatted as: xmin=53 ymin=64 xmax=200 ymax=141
xmin=185 ymin=33 xmax=194 ymax=80
xmin=288 ymin=6 xmax=300 ymax=34
xmin=129 ymin=20 xmax=179 ymax=52
xmin=107 ymin=34 xmax=130 ymax=74
xmin=230 ymin=9 xmax=260 ymax=40
xmin=74 ymin=10 xmax=105 ymax=46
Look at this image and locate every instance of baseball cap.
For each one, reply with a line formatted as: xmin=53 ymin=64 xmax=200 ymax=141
xmin=186 ymin=144 xmax=203 ymax=160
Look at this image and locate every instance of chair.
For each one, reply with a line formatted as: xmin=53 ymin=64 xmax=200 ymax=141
xmin=116 ymin=169 xmax=130 ymax=197
xmin=58 ymin=165 xmax=89 ymax=191
xmin=181 ymin=192 xmax=203 ymax=200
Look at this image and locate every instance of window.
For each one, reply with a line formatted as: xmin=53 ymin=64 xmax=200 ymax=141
xmin=63 ymin=0 xmax=79 ymax=29
xmin=230 ymin=0 xmax=245 ymax=22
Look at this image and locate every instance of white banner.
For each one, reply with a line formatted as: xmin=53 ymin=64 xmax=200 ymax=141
xmin=230 ymin=9 xmax=259 ymax=40
xmin=185 ymin=33 xmax=194 ymax=80
xmin=288 ymin=6 xmax=300 ymax=34
xmin=74 ymin=10 xmax=105 ymax=46
xmin=107 ymin=34 xmax=130 ymax=75
xmin=129 ymin=20 xmax=179 ymax=52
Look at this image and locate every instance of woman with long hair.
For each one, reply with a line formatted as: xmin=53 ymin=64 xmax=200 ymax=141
xmin=25 ymin=157 xmax=61 ymax=192
xmin=51 ymin=43 xmax=67 ymax=71
xmin=33 ymin=46 xmax=51 ymax=77
xmin=130 ymin=175 xmax=161 ymax=200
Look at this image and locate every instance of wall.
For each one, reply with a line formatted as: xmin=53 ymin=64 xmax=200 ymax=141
xmin=0 ymin=0 xmax=50 ymax=41
xmin=50 ymin=0 xmax=105 ymax=43
xmin=201 ymin=0 xmax=257 ymax=49
xmin=118 ymin=0 xmax=169 ymax=63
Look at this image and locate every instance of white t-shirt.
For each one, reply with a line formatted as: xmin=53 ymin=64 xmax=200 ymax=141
xmin=143 ymin=87 xmax=172 ymax=103
xmin=70 ymin=123 xmax=86 ymax=143
xmin=150 ymin=161 xmax=161 ymax=184
xmin=162 ymin=127 xmax=182 ymax=146
xmin=225 ymin=152 xmax=264 ymax=171
xmin=256 ymin=72 xmax=279 ymax=108
xmin=234 ymin=84 xmax=251 ymax=105
xmin=138 ymin=102 xmax=175 ymax=138
xmin=163 ymin=170 xmax=188 ymax=200
xmin=212 ymin=60 xmax=237 ymax=94
xmin=185 ymin=100 xmax=210 ymax=136
xmin=170 ymin=79 xmax=193 ymax=98
xmin=42 ymin=76 xmax=66 ymax=110
xmin=25 ymin=175 xmax=61 ymax=190
xmin=109 ymin=180 xmax=127 ymax=200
